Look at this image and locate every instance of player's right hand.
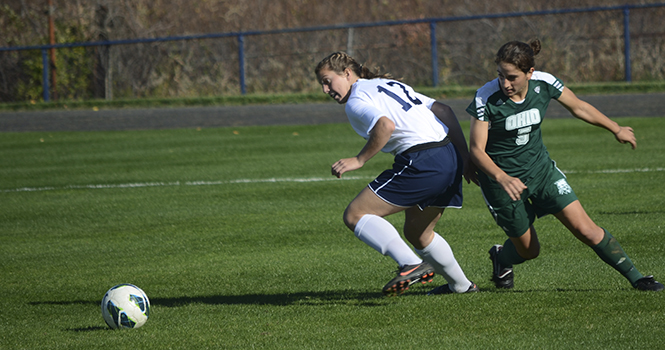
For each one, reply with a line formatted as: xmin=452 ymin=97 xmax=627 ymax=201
xmin=331 ymin=157 xmax=364 ymax=178
xmin=497 ymin=174 xmax=527 ymax=201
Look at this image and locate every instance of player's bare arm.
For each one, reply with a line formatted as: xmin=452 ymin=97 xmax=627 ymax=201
xmin=557 ymin=87 xmax=636 ymax=149
xmin=430 ymin=102 xmax=478 ymax=185
xmin=469 ymin=118 xmax=527 ymax=201
xmin=331 ymin=116 xmax=395 ymax=178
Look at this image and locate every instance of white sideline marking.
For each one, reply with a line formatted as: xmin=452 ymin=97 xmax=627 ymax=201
xmin=562 ymin=167 xmax=665 ymax=174
xmin=2 ymin=176 xmax=374 ymax=193
xmin=3 ymin=168 xmax=664 ymax=193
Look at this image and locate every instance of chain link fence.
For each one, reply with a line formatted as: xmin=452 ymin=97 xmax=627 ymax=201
xmin=1 ymin=3 xmax=664 ymax=103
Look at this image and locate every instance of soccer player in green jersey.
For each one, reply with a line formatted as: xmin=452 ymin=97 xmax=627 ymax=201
xmin=467 ymin=39 xmax=663 ymax=291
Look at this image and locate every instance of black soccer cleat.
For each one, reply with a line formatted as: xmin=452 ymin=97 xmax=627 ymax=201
xmin=634 ymin=275 xmax=664 ymax=291
xmin=382 ymin=262 xmax=435 ymax=296
xmin=489 ymin=244 xmax=514 ymax=289
xmin=427 ymin=281 xmax=479 ymax=295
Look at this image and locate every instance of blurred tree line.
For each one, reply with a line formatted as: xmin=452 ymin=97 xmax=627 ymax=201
xmin=1 ymin=0 xmax=664 ymax=102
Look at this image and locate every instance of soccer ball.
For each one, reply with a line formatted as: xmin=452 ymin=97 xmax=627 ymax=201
xmin=101 ymin=284 xmax=150 ymax=329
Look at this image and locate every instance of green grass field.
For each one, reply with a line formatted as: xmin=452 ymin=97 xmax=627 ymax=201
xmin=1 ymin=116 xmax=663 ymax=349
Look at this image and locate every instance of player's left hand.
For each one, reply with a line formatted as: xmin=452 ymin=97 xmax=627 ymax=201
xmin=614 ymin=126 xmax=636 ymax=149
xmin=463 ymin=159 xmax=480 ymax=186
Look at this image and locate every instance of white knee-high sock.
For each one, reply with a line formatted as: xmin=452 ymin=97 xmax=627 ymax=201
xmin=354 ymin=214 xmax=422 ymax=267
xmin=416 ymin=232 xmax=471 ymax=293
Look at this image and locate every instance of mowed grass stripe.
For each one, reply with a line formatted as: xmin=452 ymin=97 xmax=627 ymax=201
xmin=0 ymin=117 xmax=663 ymax=349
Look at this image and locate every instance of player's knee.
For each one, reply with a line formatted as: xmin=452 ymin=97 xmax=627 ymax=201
xmin=522 ymin=246 xmax=540 ymax=260
xmin=402 ymin=227 xmax=420 ymax=246
xmin=403 ymin=228 xmax=430 ymax=250
xmin=516 ymin=226 xmax=540 ymax=260
xmin=342 ymin=207 xmax=361 ymax=231
xmin=516 ymin=245 xmax=539 ymax=260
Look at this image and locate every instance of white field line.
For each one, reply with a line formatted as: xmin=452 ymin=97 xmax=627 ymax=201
xmin=2 ymin=168 xmax=664 ymax=193
xmin=1 ymin=176 xmax=374 ymax=193
xmin=562 ymin=167 xmax=665 ymax=174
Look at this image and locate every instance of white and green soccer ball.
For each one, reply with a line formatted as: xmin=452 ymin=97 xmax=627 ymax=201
xmin=101 ymin=284 xmax=150 ymax=329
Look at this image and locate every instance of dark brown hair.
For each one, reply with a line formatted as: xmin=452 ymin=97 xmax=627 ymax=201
xmin=495 ymin=39 xmax=542 ymax=73
xmin=315 ymin=52 xmax=393 ymax=81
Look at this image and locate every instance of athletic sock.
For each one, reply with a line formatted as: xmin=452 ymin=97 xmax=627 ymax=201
xmin=591 ymin=228 xmax=643 ymax=286
xmin=416 ymin=232 xmax=472 ymax=293
xmin=354 ymin=214 xmax=422 ymax=267
xmin=497 ymin=238 xmax=526 ymax=268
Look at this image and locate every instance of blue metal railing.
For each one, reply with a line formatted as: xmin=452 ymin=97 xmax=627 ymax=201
xmin=2 ymin=3 xmax=664 ymax=101
xmin=623 ymin=8 xmax=632 ymax=83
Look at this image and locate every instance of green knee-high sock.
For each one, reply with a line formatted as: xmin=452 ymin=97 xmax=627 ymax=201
xmin=498 ymin=239 xmax=526 ymax=268
xmin=591 ymin=228 xmax=643 ymax=286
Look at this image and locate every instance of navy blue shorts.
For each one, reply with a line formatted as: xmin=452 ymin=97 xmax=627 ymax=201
xmin=368 ymin=142 xmax=463 ymax=210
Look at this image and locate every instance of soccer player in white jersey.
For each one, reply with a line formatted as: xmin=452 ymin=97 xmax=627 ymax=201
xmin=315 ymin=52 xmax=478 ymax=296
xmin=467 ymin=39 xmax=663 ymax=291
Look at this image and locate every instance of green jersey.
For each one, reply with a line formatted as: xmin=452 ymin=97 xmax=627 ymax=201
xmin=466 ymin=71 xmax=564 ymax=180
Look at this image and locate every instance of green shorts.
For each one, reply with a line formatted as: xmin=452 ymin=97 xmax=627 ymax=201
xmin=479 ymin=160 xmax=578 ymax=237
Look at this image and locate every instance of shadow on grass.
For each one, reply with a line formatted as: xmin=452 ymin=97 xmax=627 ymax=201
xmin=29 ymin=300 xmax=99 ymax=306
xmin=151 ymin=289 xmax=388 ymax=308
xmin=597 ymin=210 xmax=665 ymax=215
xmin=68 ymin=326 xmax=109 ymax=332
xmin=30 ymin=286 xmax=625 ymax=311
xmin=28 ymin=289 xmax=390 ymax=310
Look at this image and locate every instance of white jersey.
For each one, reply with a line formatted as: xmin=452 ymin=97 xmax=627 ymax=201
xmin=344 ymin=78 xmax=448 ymax=155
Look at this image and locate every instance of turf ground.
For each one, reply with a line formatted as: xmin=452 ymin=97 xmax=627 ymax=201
xmin=1 ymin=116 xmax=663 ymax=349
